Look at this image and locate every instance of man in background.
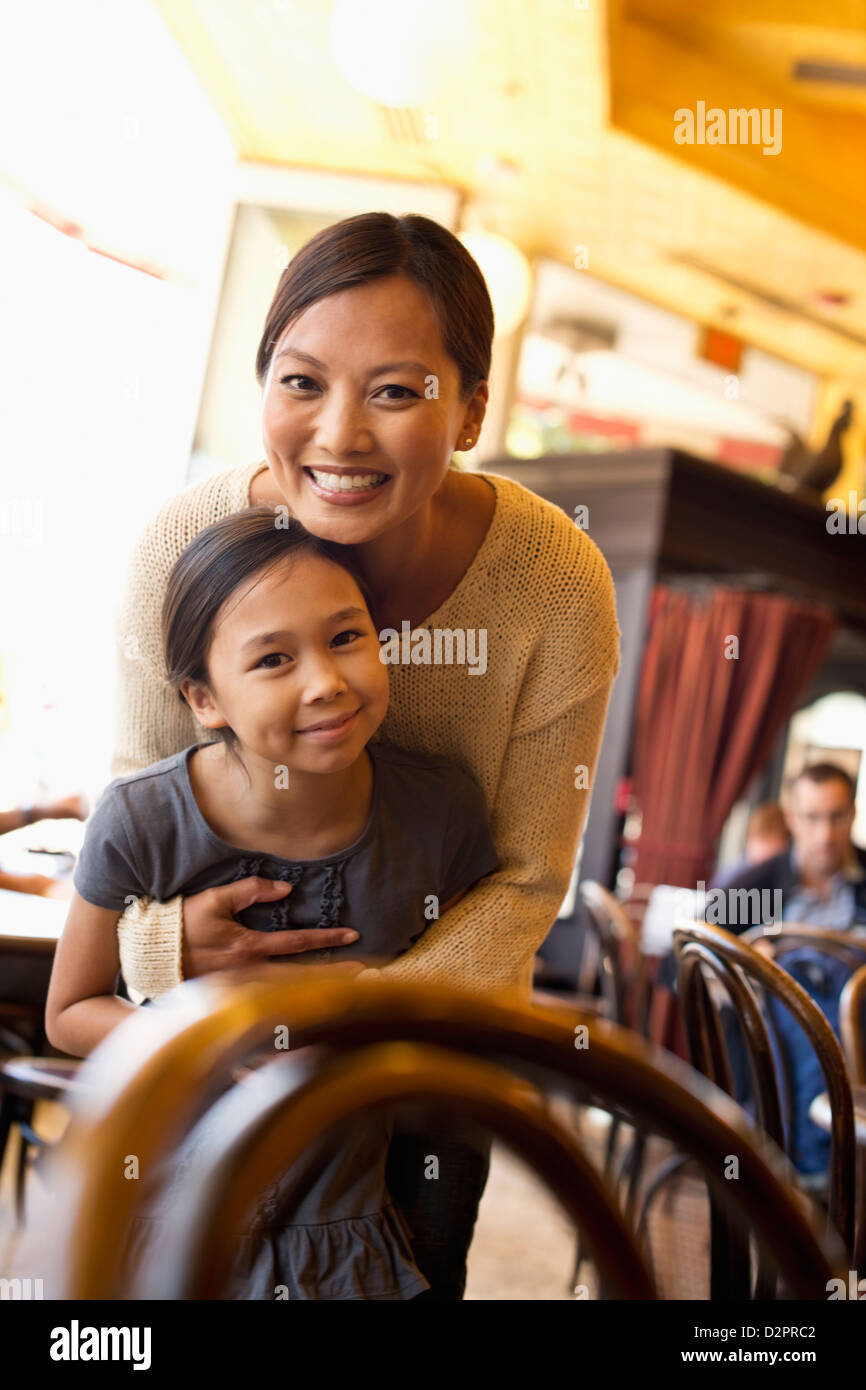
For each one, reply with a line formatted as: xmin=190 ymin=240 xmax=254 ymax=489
xmin=722 ymin=763 xmax=865 ymax=931
xmin=718 ymin=763 xmax=865 ymax=1186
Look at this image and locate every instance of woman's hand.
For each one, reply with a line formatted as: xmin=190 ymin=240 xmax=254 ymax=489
xmin=181 ymin=877 xmax=364 ymax=980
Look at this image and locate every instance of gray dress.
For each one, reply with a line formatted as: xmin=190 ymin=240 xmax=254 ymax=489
xmin=74 ymin=739 xmax=499 ymax=1300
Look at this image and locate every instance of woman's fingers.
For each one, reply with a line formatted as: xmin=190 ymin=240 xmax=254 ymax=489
xmin=180 ymin=879 xmax=363 ymax=982
xmin=246 ymin=925 xmax=360 ymax=956
xmin=218 ymin=875 xmax=295 ymax=915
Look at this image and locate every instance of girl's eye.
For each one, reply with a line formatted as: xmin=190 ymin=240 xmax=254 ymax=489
xmin=332 ymin=629 xmax=362 ymax=646
xmin=256 ymin=652 xmax=290 ymax=669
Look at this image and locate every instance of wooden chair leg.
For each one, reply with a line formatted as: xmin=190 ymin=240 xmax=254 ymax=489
xmin=854 ymin=1149 xmax=866 ymax=1276
xmin=570 ymin=1107 xmax=621 ymax=1292
xmin=0 ymin=1090 xmax=17 ymax=1187
xmin=636 ymin=1151 xmax=692 ymax=1243
xmin=0 ymin=1091 xmax=40 ymax=1228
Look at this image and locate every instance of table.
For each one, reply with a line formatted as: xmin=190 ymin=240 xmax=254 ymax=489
xmin=0 ymin=887 xmax=67 ymax=955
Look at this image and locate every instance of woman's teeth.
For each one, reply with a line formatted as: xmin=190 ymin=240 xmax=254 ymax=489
xmin=307 ymin=469 xmax=389 ymax=492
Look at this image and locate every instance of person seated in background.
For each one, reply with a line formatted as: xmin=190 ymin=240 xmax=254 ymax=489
xmin=720 ymin=764 xmax=865 ymax=932
xmin=0 ymin=793 xmax=87 ymax=896
xmin=709 ymin=801 xmax=791 ymax=891
xmin=712 ymin=763 xmax=865 ymax=1188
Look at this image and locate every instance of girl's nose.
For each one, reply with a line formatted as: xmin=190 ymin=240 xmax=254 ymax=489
xmin=298 ymin=649 xmax=351 ymax=700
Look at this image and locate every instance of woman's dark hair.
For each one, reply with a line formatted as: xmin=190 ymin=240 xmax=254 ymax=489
xmin=162 ymin=505 xmax=378 ymax=762
xmin=255 ymin=212 xmax=494 ymax=409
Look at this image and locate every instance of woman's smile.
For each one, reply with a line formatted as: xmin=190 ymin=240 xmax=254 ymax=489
xmin=303 ymin=465 xmax=392 ymax=505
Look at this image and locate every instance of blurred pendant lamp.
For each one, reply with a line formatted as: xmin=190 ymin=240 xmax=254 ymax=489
xmin=459 ymin=227 xmax=532 ymax=336
xmin=329 ymin=0 xmax=478 ymax=107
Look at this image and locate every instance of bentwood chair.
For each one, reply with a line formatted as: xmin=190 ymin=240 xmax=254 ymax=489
xmin=746 ymin=924 xmax=866 ymax=1272
xmin=25 ymin=971 xmax=845 ymax=1300
xmin=578 ymin=881 xmax=652 ymax=1034
xmin=672 ymin=921 xmax=856 ymax=1296
xmin=0 ymin=1000 xmax=45 ymax=1057
xmin=838 ymin=963 xmax=866 ymax=1270
xmin=840 ymin=963 xmax=866 ymax=1084
xmin=0 ymin=1056 xmax=82 ymax=1226
xmin=569 ymin=882 xmax=654 ymax=1282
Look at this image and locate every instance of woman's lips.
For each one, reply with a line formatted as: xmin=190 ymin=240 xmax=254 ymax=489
xmin=296 ymin=707 xmax=361 ymax=741
xmin=303 ymin=467 xmax=392 ymax=505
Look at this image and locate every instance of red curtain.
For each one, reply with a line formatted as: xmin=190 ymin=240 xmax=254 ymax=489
xmin=630 ymin=586 xmax=837 ymax=889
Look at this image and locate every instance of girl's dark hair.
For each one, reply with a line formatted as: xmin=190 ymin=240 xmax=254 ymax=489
xmin=162 ymin=505 xmax=377 ymax=760
xmin=255 ymin=212 xmax=494 ymax=406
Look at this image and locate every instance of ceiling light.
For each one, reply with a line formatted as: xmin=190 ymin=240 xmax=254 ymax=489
xmin=329 ymin=0 xmax=478 ymax=108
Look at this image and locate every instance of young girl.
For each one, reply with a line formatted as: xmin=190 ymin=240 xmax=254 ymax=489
xmin=45 ymin=505 xmax=499 ymax=1299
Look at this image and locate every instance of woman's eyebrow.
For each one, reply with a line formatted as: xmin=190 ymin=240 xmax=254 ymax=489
xmin=275 ymin=346 xmax=432 ymax=376
xmin=240 ymin=608 xmax=369 ymax=652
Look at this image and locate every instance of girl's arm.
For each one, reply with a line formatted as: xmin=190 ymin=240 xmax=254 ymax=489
xmin=45 ymin=890 xmax=137 ymax=1057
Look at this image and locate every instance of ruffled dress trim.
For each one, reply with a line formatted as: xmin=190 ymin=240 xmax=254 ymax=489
xmin=121 ymin=1200 xmax=429 ymax=1301
xmin=230 ymin=855 xmax=345 ymax=961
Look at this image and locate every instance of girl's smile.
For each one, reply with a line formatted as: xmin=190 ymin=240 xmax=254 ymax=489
xmin=296 ymin=706 xmax=362 ymax=738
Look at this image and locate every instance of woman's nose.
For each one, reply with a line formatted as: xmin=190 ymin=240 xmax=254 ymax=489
xmin=314 ymin=391 xmax=373 ymax=456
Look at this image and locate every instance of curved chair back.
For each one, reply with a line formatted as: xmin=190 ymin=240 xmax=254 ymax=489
xmin=139 ymin=1042 xmax=656 ymax=1299
xmin=742 ymin=923 xmax=866 ymax=976
xmin=840 ymin=963 xmax=866 ymax=1084
xmin=674 ymin=920 xmax=856 ymax=1264
xmin=37 ymin=972 xmax=845 ymax=1301
xmin=579 ymin=881 xmax=651 ymax=1034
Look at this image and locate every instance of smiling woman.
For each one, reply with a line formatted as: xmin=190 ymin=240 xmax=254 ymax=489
xmin=106 ymin=210 xmax=621 ymax=1300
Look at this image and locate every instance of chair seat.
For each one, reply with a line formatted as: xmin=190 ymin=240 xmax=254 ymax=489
xmin=0 ymin=1056 xmax=82 ymax=1102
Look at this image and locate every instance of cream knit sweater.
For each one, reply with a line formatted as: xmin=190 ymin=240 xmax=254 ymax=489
xmin=112 ymin=460 xmax=620 ymax=1001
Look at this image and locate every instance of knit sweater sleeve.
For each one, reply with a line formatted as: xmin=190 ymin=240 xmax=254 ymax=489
xmin=369 ymin=497 xmax=620 ymax=995
xmin=372 ymin=676 xmax=615 ymax=995
xmin=112 ymin=520 xmax=200 ymax=782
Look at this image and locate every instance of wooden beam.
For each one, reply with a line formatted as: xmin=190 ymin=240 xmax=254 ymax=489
xmin=629 ymin=0 xmax=866 ymax=29
xmin=607 ymin=12 xmax=866 ymax=251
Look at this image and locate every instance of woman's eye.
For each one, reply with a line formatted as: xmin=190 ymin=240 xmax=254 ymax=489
xmin=332 ymin=629 xmax=363 ymax=646
xmin=256 ymin=652 xmax=290 ymax=669
xmin=279 ymin=376 xmax=416 ymax=402
xmin=280 ymin=375 xmax=317 ymax=390
xmin=377 ymin=385 xmax=417 ymax=401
